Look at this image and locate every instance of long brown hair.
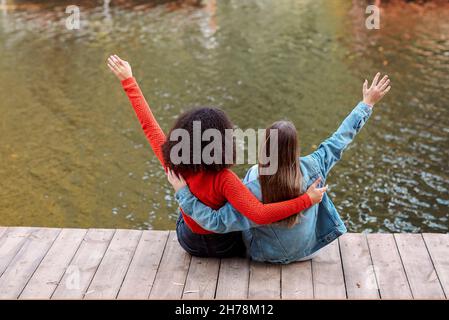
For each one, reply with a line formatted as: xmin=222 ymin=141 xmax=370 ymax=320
xmin=259 ymin=121 xmax=302 ymax=228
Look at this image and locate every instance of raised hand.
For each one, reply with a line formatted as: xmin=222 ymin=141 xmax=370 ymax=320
xmin=107 ymin=54 xmax=133 ymax=81
xmin=363 ymin=72 xmax=391 ymax=107
xmin=306 ymin=178 xmax=328 ymax=205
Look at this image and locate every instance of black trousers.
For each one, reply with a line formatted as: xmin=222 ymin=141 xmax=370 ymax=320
xmin=176 ymin=214 xmax=246 ymax=258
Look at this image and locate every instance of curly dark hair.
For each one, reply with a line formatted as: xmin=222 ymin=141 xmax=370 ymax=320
xmin=162 ymin=107 xmax=235 ymax=174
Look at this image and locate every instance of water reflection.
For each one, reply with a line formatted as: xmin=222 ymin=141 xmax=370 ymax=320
xmin=0 ymin=0 xmax=447 ymax=233
xmin=336 ymin=0 xmax=449 ymax=233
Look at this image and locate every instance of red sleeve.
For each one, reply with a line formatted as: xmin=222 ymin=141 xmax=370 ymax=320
xmin=218 ymin=170 xmax=312 ymax=225
xmin=121 ymin=77 xmax=166 ymax=166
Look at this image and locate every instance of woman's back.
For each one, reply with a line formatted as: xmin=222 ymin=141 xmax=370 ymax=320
xmin=241 ymin=161 xmax=321 ymax=263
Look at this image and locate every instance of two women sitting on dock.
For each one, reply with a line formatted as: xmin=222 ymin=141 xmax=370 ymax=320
xmin=108 ymin=55 xmax=391 ymax=263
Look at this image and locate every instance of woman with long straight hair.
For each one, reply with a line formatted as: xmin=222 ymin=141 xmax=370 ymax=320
xmin=168 ymin=73 xmax=391 ymax=263
xmin=259 ymin=120 xmax=304 ymax=229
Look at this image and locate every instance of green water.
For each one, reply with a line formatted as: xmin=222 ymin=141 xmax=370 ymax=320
xmin=0 ymin=0 xmax=448 ymax=232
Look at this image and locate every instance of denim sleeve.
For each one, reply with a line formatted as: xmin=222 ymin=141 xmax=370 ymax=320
xmin=174 ymin=186 xmax=260 ymax=233
xmin=311 ymin=102 xmax=373 ymax=178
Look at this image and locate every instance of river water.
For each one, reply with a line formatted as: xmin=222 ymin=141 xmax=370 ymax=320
xmin=0 ymin=0 xmax=448 ymax=232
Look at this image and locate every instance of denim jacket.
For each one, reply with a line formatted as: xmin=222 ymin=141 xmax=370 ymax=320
xmin=174 ymin=102 xmax=373 ymax=264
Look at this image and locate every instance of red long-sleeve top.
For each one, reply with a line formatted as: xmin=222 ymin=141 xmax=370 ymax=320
xmin=121 ymin=77 xmax=312 ymax=234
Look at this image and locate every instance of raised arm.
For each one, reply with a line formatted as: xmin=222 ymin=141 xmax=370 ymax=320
xmin=108 ymin=55 xmax=166 ymax=166
xmin=312 ymin=73 xmax=391 ymax=177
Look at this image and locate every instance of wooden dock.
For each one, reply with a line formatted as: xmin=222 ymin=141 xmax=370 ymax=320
xmin=0 ymin=227 xmax=447 ymax=299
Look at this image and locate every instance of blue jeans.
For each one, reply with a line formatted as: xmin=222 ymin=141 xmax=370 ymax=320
xmin=176 ymin=214 xmax=246 ymax=258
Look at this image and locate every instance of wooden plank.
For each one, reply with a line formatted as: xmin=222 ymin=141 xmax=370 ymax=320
xmin=312 ymin=240 xmax=346 ymax=299
xmin=85 ymin=229 xmax=142 ymax=299
xmin=339 ymin=233 xmax=379 ymax=298
xmin=215 ymin=258 xmax=249 ymax=299
xmin=0 ymin=228 xmax=61 ymax=298
xmin=51 ymin=229 xmax=115 ymax=299
xmin=281 ymin=260 xmax=313 ymax=299
xmin=0 ymin=226 xmax=446 ymax=301
xmin=183 ymin=257 xmax=220 ymax=299
xmin=0 ymin=227 xmax=34 ymax=277
xmin=366 ymin=233 xmax=412 ymax=299
xmin=423 ymin=233 xmax=449 ymax=298
xmin=118 ymin=230 xmax=169 ymax=299
xmin=394 ymin=234 xmax=445 ymax=299
xmin=248 ymin=261 xmax=281 ymax=299
xmin=20 ymin=228 xmax=87 ymax=299
xmin=149 ymin=231 xmax=191 ymax=299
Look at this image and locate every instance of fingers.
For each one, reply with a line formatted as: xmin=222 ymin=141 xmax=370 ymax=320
xmin=107 ymin=62 xmax=118 ymax=73
xmin=107 ymin=56 xmax=117 ymax=65
xmin=107 ymin=60 xmax=120 ymax=75
xmin=377 ymin=75 xmax=389 ymax=88
xmin=381 ymin=85 xmax=391 ymax=96
xmin=107 ymin=63 xmax=116 ymax=73
xmin=317 ymin=185 xmax=328 ymax=194
xmin=310 ymin=184 xmax=328 ymax=204
xmin=107 ymin=55 xmax=125 ymax=71
xmin=379 ymin=78 xmax=390 ymax=91
xmin=167 ymin=169 xmax=184 ymax=184
xmin=370 ymin=72 xmax=381 ymax=88
xmin=170 ymin=170 xmax=178 ymax=182
xmin=311 ymin=177 xmax=322 ymax=188
xmin=319 ymin=185 xmax=328 ymax=201
xmin=111 ymin=55 xmax=120 ymax=65
xmin=178 ymin=174 xmax=186 ymax=185
xmin=167 ymin=170 xmax=174 ymax=183
xmin=363 ymin=79 xmax=368 ymax=93
xmin=113 ymin=54 xmax=129 ymax=68
xmin=107 ymin=56 xmax=119 ymax=70
xmin=113 ymin=54 xmax=124 ymax=66
xmin=166 ymin=169 xmax=174 ymax=184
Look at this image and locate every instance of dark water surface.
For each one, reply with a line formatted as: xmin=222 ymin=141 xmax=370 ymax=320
xmin=0 ymin=0 xmax=448 ymax=232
